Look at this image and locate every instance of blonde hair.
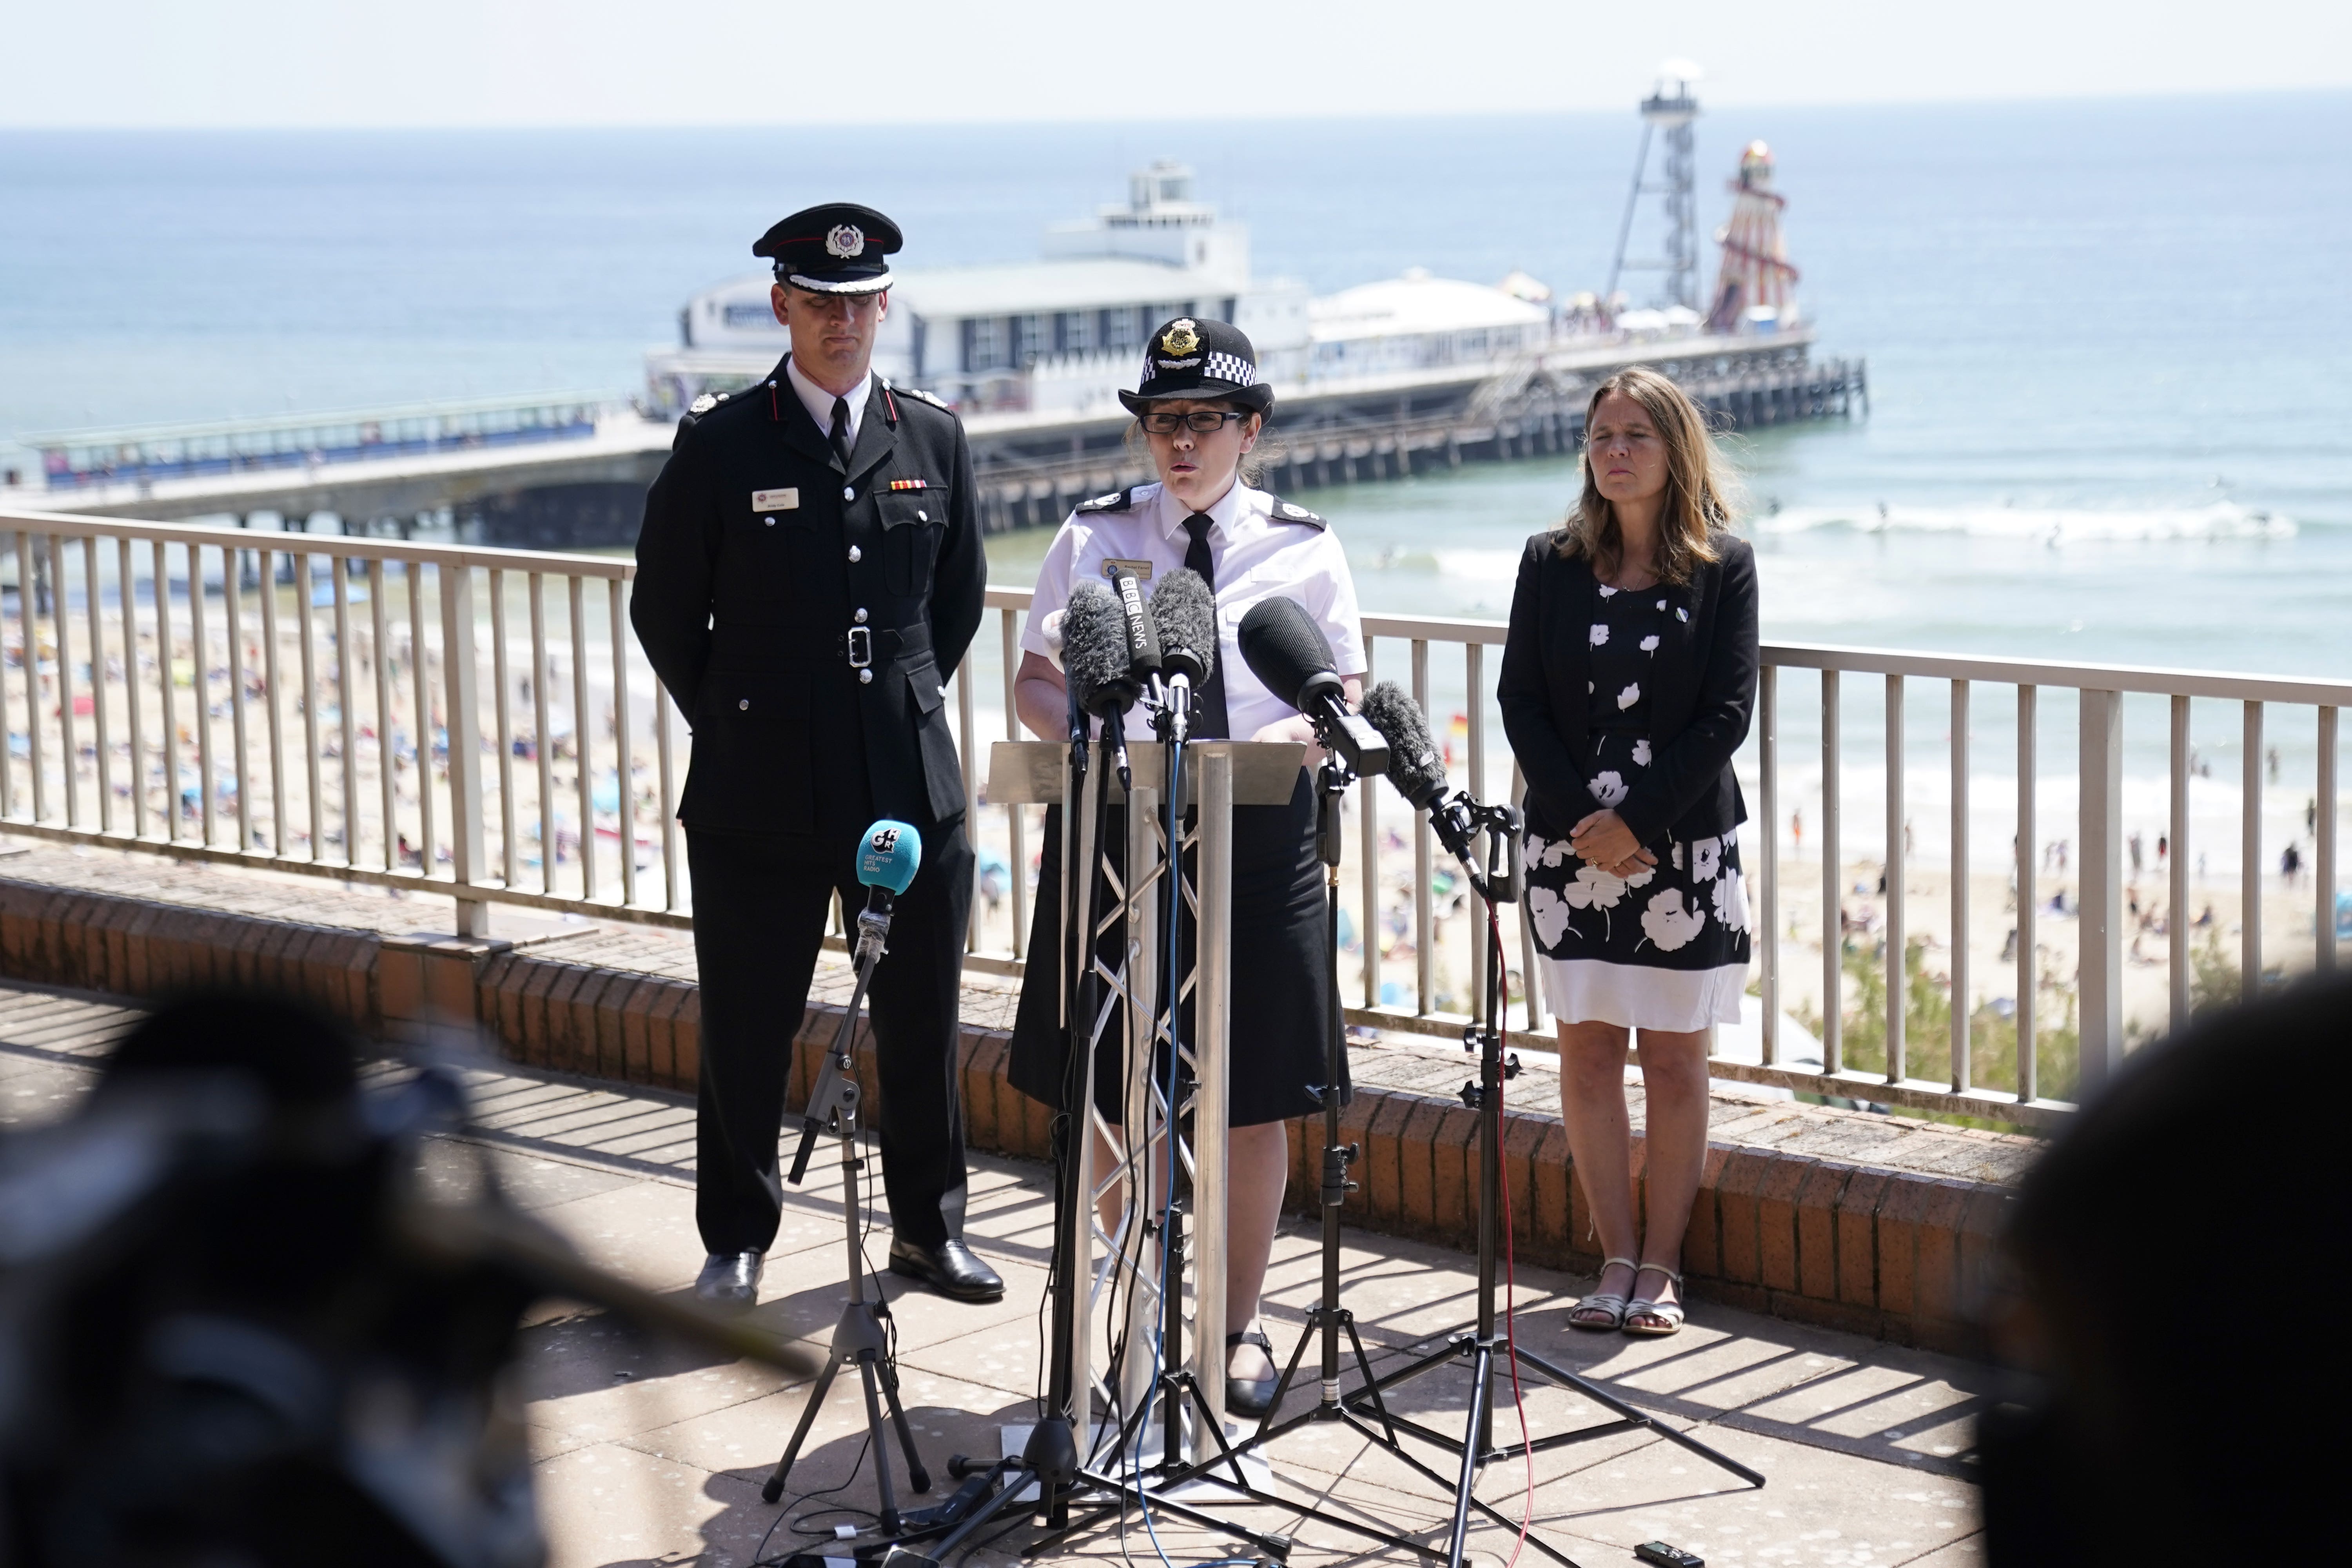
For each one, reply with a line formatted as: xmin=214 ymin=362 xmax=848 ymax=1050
xmin=1557 ymin=365 xmax=1737 ymax=585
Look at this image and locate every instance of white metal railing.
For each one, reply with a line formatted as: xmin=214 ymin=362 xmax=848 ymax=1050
xmin=6 ymin=507 xmax=2340 ymax=1129
xmin=964 ymin=590 xmax=2350 ymax=1130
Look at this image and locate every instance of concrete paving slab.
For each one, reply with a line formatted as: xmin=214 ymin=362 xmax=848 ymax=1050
xmin=517 ymin=1306 xmax=808 ymax=1449
xmin=1525 ymin=1424 xmax=1982 ymax=1566
xmin=532 ymin=1439 xmax=779 ymax=1568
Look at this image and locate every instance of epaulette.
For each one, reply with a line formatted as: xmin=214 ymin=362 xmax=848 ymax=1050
xmin=688 ymin=392 xmax=719 ymax=416
xmin=895 ymin=383 xmax=953 ymax=412
xmin=1266 ymin=495 xmax=1327 ymax=530
xmin=1074 ymin=487 xmax=1141 ymax=515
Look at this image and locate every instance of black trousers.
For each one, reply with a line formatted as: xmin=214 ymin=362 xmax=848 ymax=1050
xmin=686 ymin=824 xmax=974 ymax=1256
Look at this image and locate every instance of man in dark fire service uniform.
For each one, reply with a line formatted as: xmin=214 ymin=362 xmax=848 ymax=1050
xmin=632 ymin=202 xmax=1002 ymax=1309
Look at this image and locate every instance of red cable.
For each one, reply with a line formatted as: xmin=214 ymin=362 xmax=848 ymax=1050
xmin=1491 ymin=909 xmax=1535 ymax=1568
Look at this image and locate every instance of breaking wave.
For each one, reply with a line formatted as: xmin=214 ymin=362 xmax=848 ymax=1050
xmin=1750 ymin=501 xmax=2296 ymax=543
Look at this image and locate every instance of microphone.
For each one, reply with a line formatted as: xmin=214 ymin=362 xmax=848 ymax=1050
xmin=1358 ymin=681 xmax=1523 ymax=902
xmin=1111 ymin=568 xmax=1162 ymax=686
xmin=1236 ymin=596 xmax=1388 ymax=776
xmin=792 ymin=817 xmax=923 ymax=1184
xmin=1147 ymin=567 xmax=1216 ymax=740
xmin=853 ymin=818 xmax=922 ymax=965
xmin=1063 ymin=579 xmax=1138 ymax=790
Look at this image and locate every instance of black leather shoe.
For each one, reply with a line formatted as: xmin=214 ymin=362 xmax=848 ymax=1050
xmin=1226 ymin=1329 xmax=1280 ymax=1418
xmin=695 ymin=1250 xmax=764 ymax=1312
xmin=886 ymin=1238 xmax=1004 ymax=1302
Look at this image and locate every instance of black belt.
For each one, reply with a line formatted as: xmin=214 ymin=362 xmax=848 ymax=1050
xmin=728 ymin=621 xmax=933 ymax=670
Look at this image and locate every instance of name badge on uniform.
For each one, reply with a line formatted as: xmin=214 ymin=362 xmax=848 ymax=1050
xmin=752 ymin=488 xmax=799 ymax=511
xmin=1100 ymin=558 xmax=1154 ymax=583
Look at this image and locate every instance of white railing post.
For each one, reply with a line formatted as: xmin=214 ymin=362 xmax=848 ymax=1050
xmin=1758 ymin=663 xmax=1779 ymax=1065
xmin=1884 ymin=673 xmax=1905 ymax=1084
xmin=1412 ymin=637 xmax=1433 ymax=1016
xmin=1949 ymin=679 xmax=1971 ymax=1092
xmin=2078 ymin=688 xmax=2123 ymax=1093
xmin=2319 ymin=706 xmax=2338 ymax=973
xmin=2242 ymin=700 xmax=2262 ymax=1002
xmin=1363 ymin=640 xmax=1383 ymax=1011
xmin=2169 ymin=695 xmax=2190 ymax=1031
xmin=1820 ymin=669 xmax=1841 ymax=1076
xmin=441 ymin=563 xmax=490 ymax=935
xmin=2016 ymin=685 xmax=2037 ymax=1104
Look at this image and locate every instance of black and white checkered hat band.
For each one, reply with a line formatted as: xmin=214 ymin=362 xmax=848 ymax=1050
xmin=1202 ymin=350 xmax=1257 ymax=385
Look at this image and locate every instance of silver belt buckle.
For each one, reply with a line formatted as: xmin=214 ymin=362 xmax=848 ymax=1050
xmin=846 ymin=625 xmax=873 ymax=669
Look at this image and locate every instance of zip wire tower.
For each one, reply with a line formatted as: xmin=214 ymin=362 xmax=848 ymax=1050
xmin=1606 ymin=60 xmax=1703 ymax=312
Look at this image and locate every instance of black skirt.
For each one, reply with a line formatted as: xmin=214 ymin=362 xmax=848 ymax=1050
xmin=1007 ymin=768 xmax=1348 ymax=1128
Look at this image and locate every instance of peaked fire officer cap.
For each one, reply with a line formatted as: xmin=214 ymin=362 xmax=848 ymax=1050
xmin=1119 ymin=315 xmax=1275 ymax=417
xmin=755 ymin=203 xmax=902 ymax=295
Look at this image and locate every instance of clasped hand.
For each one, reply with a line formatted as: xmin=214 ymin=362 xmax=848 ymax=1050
xmin=1569 ymin=808 xmax=1657 ymax=880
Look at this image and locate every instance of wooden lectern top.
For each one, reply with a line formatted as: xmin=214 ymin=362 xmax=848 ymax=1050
xmin=985 ymin=740 xmax=1307 ymax=807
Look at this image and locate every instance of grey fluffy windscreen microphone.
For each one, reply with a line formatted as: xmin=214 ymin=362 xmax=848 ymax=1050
xmin=1359 ymin=681 xmax=1448 ymax=809
xmin=1147 ymin=568 xmax=1217 ymax=685
xmin=1062 ymin=579 xmax=1138 ymax=717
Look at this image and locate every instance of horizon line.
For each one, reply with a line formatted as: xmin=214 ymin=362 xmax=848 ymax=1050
xmin=5 ymin=82 xmax=2349 ymax=134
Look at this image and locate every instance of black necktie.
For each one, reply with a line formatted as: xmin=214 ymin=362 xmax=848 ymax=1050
xmin=829 ymin=396 xmax=853 ymax=471
xmin=1180 ymin=513 xmax=1230 ymax=740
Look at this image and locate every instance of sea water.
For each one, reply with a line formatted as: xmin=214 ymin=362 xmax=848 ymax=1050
xmin=4 ymin=95 xmax=2349 ymax=868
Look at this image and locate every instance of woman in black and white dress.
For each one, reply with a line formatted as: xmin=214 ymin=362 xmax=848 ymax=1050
xmin=1499 ymin=366 xmax=1759 ymax=1337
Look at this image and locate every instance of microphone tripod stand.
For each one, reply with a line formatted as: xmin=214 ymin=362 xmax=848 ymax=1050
xmin=1182 ymin=785 xmax=1764 ymax=1568
xmin=915 ymin=713 xmax=1297 ymax=1567
xmin=759 ymin=896 xmax=933 ymax=1533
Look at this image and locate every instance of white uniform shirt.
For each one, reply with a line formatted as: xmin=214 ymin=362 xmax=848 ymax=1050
xmin=1022 ymin=479 xmax=1366 ymax=742
xmin=784 ymin=357 xmax=870 ymax=446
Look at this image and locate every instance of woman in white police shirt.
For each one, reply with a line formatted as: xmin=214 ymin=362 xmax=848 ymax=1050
xmin=1007 ymin=318 xmax=1363 ymax=1417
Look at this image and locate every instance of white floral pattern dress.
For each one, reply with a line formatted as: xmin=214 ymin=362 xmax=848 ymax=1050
xmin=1522 ymin=585 xmax=1752 ymax=1031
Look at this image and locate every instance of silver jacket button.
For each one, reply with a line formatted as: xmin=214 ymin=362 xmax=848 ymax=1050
xmin=763 ymin=515 xmax=775 ymax=526
xmin=847 ymin=544 xmax=862 ymax=563
xmin=853 ymin=608 xmax=869 ymax=624
xmin=738 ymin=698 xmax=749 ymax=710
xmin=916 ymin=509 xmax=928 ymax=522
xmin=842 ymin=485 xmax=855 ymax=501
xmin=858 ymin=668 xmax=873 ymax=685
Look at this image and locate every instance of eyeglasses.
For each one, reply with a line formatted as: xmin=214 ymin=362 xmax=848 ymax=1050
xmin=1138 ymin=410 xmax=1250 ymax=435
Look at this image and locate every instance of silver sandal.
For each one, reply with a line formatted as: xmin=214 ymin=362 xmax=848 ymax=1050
xmin=1624 ymin=1264 xmax=1687 ymax=1337
xmin=1568 ymin=1256 xmax=1639 ymax=1331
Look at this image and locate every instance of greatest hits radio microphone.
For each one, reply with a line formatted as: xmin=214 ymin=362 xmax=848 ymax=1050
xmin=1236 ymin=596 xmax=1388 ymax=775
xmin=1063 ymin=579 xmax=1139 ymax=791
xmin=1359 ymin=681 xmax=1522 ymax=902
xmin=1147 ymin=567 xmax=1216 ymax=740
xmin=853 ymin=817 xmax=922 ymax=964
xmin=789 ymin=817 xmax=923 ymax=1185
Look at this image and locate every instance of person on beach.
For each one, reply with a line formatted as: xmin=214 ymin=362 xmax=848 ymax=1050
xmin=1004 ymin=316 xmax=1363 ymax=1416
xmin=1499 ymin=366 xmax=1760 ymax=1338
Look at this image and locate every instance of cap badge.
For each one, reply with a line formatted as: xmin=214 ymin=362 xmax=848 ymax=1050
xmin=825 ymin=223 xmax=866 ymax=259
xmin=1160 ymin=319 xmax=1201 ymax=356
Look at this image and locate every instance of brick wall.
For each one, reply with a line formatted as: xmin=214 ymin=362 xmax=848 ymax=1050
xmin=0 ymin=871 xmax=2003 ymax=1352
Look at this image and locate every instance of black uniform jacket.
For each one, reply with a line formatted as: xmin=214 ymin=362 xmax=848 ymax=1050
xmin=1498 ymin=531 xmax=1759 ymax=848
xmin=631 ymin=358 xmax=985 ymax=836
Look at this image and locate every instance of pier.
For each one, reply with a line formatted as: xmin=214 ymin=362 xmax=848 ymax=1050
xmin=9 ymin=330 xmax=1862 ymax=544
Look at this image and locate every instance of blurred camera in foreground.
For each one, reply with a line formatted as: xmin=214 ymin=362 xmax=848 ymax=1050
xmin=0 ymin=991 xmax=811 ymax=1568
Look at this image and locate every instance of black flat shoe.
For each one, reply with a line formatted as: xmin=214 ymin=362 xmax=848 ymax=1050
xmin=886 ymin=1238 xmax=1005 ymax=1302
xmin=1225 ymin=1329 xmax=1280 ymax=1418
xmin=695 ymin=1250 xmax=764 ymax=1312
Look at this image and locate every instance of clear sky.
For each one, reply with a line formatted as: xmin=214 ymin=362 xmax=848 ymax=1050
xmin=5 ymin=0 xmax=2348 ymax=127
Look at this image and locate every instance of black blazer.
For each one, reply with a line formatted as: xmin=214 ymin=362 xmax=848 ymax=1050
xmin=1498 ymin=531 xmax=1759 ymax=848
xmin=632 ymin=357 xmax=985 ymax=835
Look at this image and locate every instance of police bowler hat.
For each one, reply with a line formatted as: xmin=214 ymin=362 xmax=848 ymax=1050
xmin=1119 ymin=316 xmax=1274 ymax=417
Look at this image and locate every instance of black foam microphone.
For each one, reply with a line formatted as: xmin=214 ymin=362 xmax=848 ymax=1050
xmin=1147 ymin=567 xmax=1216 ymax=740
xmin=1236 ymin=596 xmax=1388 ymax=775
xmin=1062 ymin=579 xmax=1137 ymax=789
